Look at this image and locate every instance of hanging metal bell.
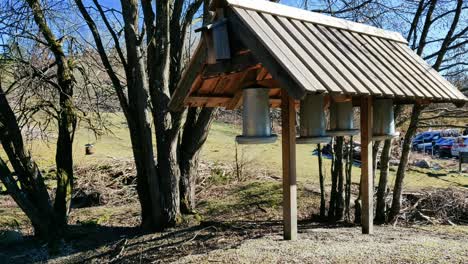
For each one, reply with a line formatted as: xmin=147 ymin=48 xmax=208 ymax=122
xmin=372 ymin=99 xmax=399 ymax=141
xmin=326 ymin=100 xmax=359 ymax=136
xmin=236 ymin=88 xmax=277 ymax=144
xmin=297 ymin=94 xmax=330 ymax=144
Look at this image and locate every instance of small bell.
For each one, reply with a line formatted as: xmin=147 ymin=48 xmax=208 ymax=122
xmin=326 ymin=100 xmax=359 ymax=136
xmin=372 ymin=99 xmax=399 ymax=140
xmin=236 ymin=88 xmax=277 ymax=144
xmin=297 ymin=94 xmax=330 ymax=144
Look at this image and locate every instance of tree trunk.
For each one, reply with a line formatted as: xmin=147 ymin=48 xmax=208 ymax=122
xmin=374 ymin=104 xmax=402 ymax=223
xmin=375 ymin=139 xmax=391 ymax=224
xmin=120 ymin=0 xmax=163 ymax=230
xmin=0 ymin=87 xmax=58 ymax=241
xmin=127 ymin=117 xmax=162 ymax=230
xmin=54 ymin=89 xmax=75 ymax=229
xmin=328 ymin=138 xmax=337 ymax=221
xmin=345 ymin=137 xmax=353 ymax=222
xmin=388 ymin=104 xmax=425 ymax=222
xmin=26 ymin=0 xmax=77 ymax=229
xmin=329 ymin=136 xmax=344 ymax=221
xmin=372 ymin=141 xmax=381 ymax=183
xmin=179 ymin=107 xmax=215 ymax=214
xmin=317 ymin=144 xmax=326 ymax=218
xmin=336 ymin=136 xmax=345 ymax=221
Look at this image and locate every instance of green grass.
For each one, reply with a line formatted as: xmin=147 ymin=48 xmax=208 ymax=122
xmin=7 ymin=113 xmax=468 ymax=190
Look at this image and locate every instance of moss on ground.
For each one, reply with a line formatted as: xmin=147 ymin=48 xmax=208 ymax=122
xmin=0 ymin=207 xmax=28 ymax=231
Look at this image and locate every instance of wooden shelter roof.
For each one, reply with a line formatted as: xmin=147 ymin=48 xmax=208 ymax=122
xmin=169 ymin=0 xmax=467 ymax=111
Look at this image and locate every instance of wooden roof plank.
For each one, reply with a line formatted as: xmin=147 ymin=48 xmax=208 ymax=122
xmin=342 ymin=30 xmax=423 ymax=98
xmin=284 ymin=18 xmax=374 ymax=95
xmin=383 ymin=41 xmax=455 ymax=100
xmin=272 ymin=15 xmax=362 ymax=94
xmin=357 ymin=34 xmax=434 ymax=99
xmin=229 ymin=7 xmax=309 ymax=98
xmin=306 ymin=23 xmax=394 ymax=97
xmin=240 ymin=9 xmax=325 ymax=93
xmin=391 ymin=42 xmax=464 ymax=100
xmin=324 ymin=26 xmax=407 ymax=97
xmin=371 ymin=37 xmax=447 ymax=100
xmin=226 ymin=0 xmax=407 ymax=43
xmin=261 ymin=14 xmax=349 ymax=93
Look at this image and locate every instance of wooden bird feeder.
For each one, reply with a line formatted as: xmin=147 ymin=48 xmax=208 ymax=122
xmin=169 ymin=0 xmax=467 ymax=240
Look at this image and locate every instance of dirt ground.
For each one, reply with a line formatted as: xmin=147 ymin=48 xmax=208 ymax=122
xmin=2 ymin=220 xmax=467 ymax=263
xmin=0 ymin=140 xmax=467 ymax=263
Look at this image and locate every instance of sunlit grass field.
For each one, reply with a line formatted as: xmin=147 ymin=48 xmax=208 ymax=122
xmin=19 ymin=113 xmax=467 ymax=190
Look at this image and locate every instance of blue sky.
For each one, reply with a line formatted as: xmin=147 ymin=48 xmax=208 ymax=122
xmin=1 ymin=0 xmax=465 ymax=73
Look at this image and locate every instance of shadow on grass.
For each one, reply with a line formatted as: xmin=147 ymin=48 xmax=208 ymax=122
xmin=0 ymin=225 xmax=141 ymax=264
xmin=0 ymin=220 xmax=358 ymax=263
xmin=427 ymin=172 xmax=468 ymax=188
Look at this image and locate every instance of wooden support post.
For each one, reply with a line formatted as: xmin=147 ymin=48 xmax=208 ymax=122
xmin=281 ymin=90 xmax=297 ymax=240
xmin=360 ymin=96 xmax=373 ymax=234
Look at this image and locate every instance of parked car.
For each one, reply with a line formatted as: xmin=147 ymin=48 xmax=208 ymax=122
xmin=434 ymin=137 xmax=455 ymax=158
xmin=415 ymin=132 xmax=441 ymax=153
xmin=412 ymin=132 xmax=432 ymax=150
xmin=451 ymin=136 xmax=468 ymax=157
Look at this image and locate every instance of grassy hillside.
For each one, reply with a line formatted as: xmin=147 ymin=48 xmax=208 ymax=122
xmin=20 ymin=113 xmax=468 ymax=190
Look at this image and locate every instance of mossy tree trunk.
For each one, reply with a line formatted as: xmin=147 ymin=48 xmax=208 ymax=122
xmin=0 ymin=84 xmax=58 ymax=242
xmin=26 ymin=0 xmax=77 ymax=230
xmin=179 ymin=108 xmax=215 ymax=213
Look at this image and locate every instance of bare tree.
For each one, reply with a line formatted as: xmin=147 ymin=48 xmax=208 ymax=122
xmin=75 ymin=0 xmax=214 ymax=229
xmin=0 ymin=0 xmax=115 ymax=242
xmin=388 ymin=0 xmax=466 ymax=222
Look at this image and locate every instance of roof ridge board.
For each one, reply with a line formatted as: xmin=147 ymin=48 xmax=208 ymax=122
xmin=226 ymin=0 xmax=407 ymax=44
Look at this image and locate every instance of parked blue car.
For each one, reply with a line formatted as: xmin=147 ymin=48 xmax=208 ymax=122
xmin=434 ymin=137 xmax=455 ymax=158
xmin=413 ymin=131 xmax=441 ymax=152
xmin=411 ymin=132 xmax=431 ymax=150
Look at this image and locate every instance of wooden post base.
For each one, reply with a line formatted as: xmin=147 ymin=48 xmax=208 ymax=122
xmin=360 ymin=96 xmax=374 ymax=234
xmin=281 ymin=91 xmax=297 ymax=240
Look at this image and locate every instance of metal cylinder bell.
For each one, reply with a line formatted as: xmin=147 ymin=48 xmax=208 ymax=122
xmin=326 ymin=100 xmax=359 ymax=136
xmin=372 ymin=99 xmax=399 ymax=141
xmin=297 ymin=94 xmax=331 ymax=144
xmin=236 ymin=88 xmax=277 ymax=144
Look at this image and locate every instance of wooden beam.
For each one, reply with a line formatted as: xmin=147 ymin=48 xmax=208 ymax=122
xmin=226 ymin=69 xmax=251 ymax=109
xmin=332 ymin=95 xmax=353 ymax=102
xmin=226 ymin=89 xmax=244 ymax=110
xmin=202 ymin=52 xmax=259 ymax=78
xmin=184 ymin=96 xmax=231 ymax=107
xmin=203 ymin=30 xmax=217 ymax=64
xmin=360 ymin=96 xmax=373 ymax=234
xmin=169 ymin=42 xmax=207 ymax=111
xmin=281 ymin=90 xmax=297 ymax=240
xmin=244 ymin=79 xmax=280 ymax=88
xmin=256 ymin=67 xmax=269 ymax=80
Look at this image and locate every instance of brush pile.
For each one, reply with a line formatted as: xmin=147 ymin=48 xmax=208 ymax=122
xmin=72 ymin=159 xmax=138 ymax=208
xmin=399 ymin=188 xmax=468 ymax=225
